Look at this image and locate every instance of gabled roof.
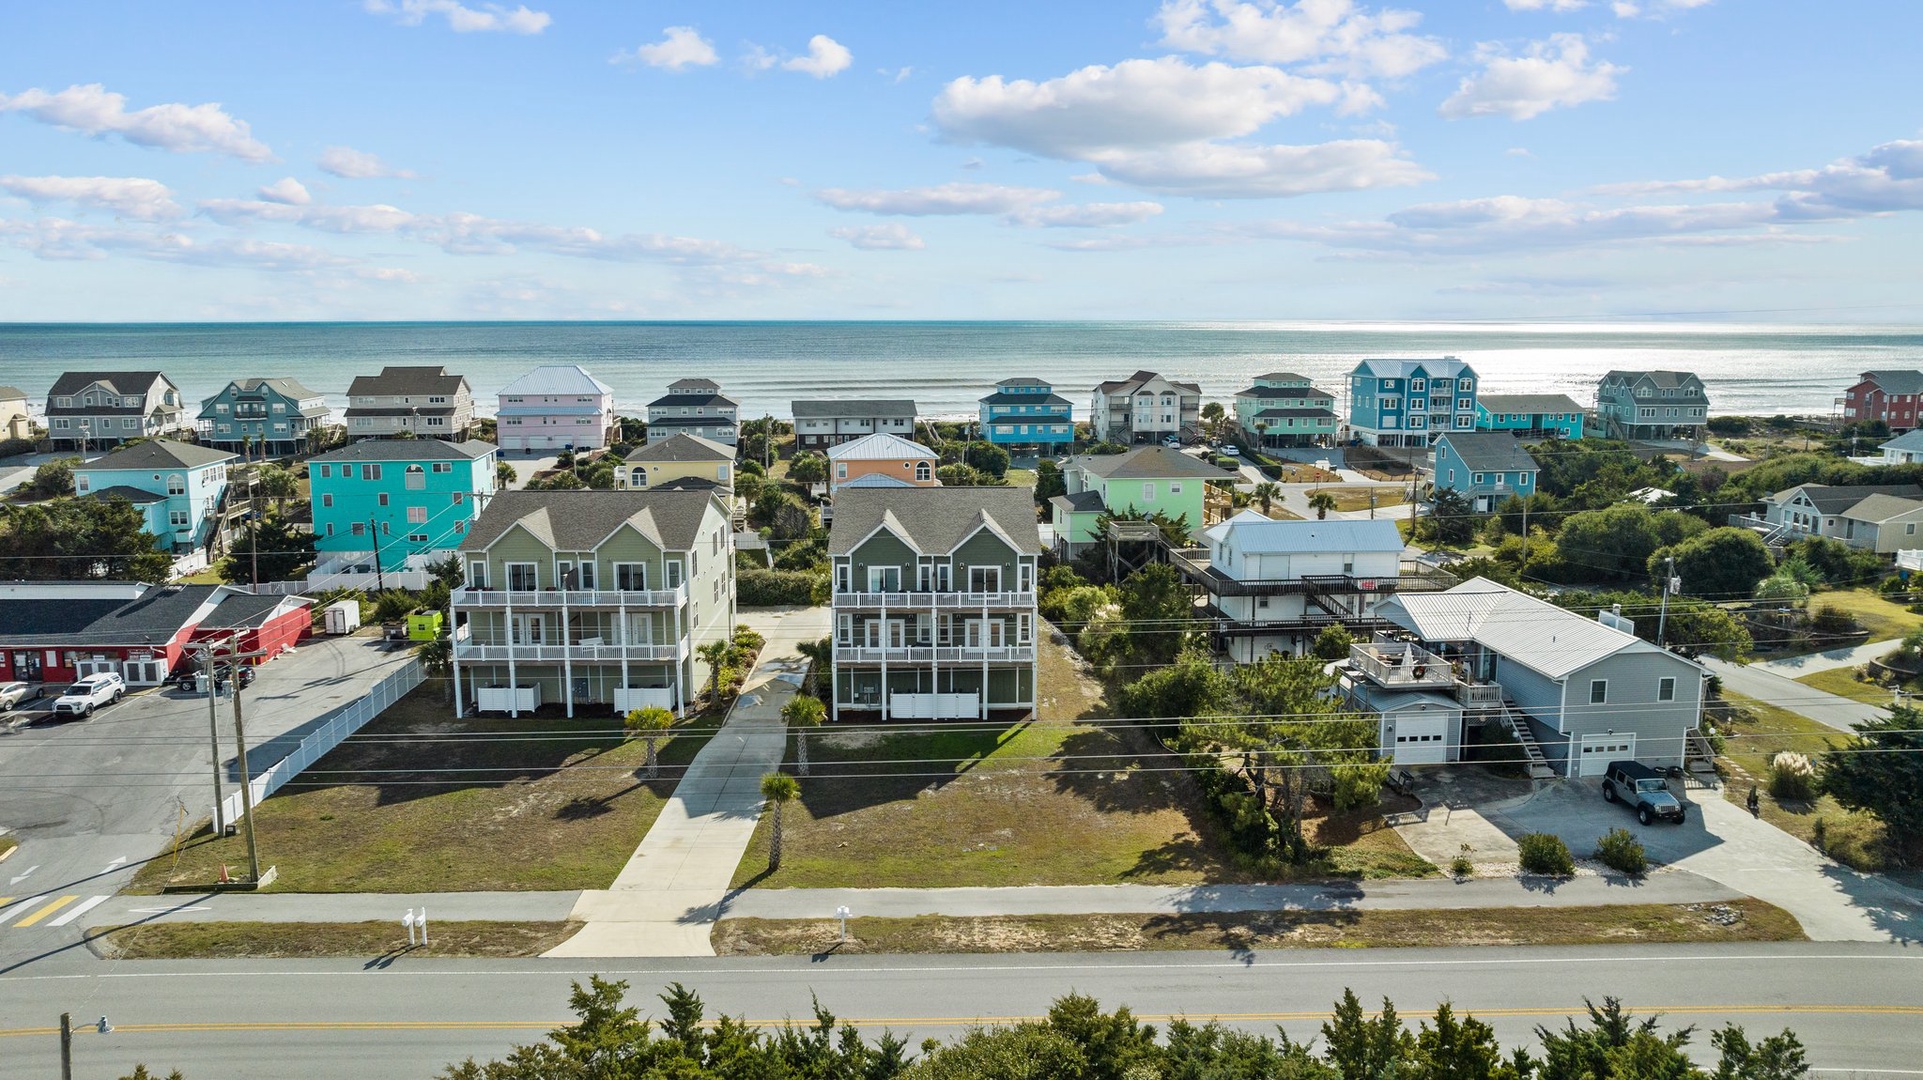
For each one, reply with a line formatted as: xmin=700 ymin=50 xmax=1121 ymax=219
xmin=1095 ymin=371 xmax=1202 ymax=395
xmin=1772 ymin=483 xmax=1923 ymax=514
xmin=1436 ymin=432 xmax=1539 ymax=474
xmin=1236 ymin=385 xmax=1335 ymax=401
xmin=200 ymin=591 xmax=313 ymax=630
xmin=829 ymin=487 xmax=1042 ymax=556
xmin=347 ymin=365 xmax=469 ymax=397
xmin=628 ymin=433 xmax=734 ymax=463
xmin=460 ymin=489 xmax=719 ymax=554
xmin=497 ymin=365 xmax=613 ymax=398
xmin=979 ymin=390 xmax=1074 ymax=406
xmin=1860 ymin=370 xmax=1923 ymax=395
xmin=827 ymin=432 xmax=936 ymax=462
xmin=79 ymin=438 xmax=237 ymax=472
xmin=1600 ymin=369 xmax=1704 ymax=390
xmin=46 ymin=371 xmax=176 ymax=415
xmin=81 ymin=485 xmax=166 ymax=505
xmin=1254 ymin=371 xmax=1312 ymax=384
xmin=1067 ymin=445 xmax=1238 ymax=481
xmin=1376 ymin=578 xmax=1693 ymax=681
xmin=1842 ymin=492 xmax=1923 ymax=523
xmin=0 ymin=385 xmax=26 ymax=401
xmin=1202 ymin=511 xmax=1404 ymax=554
xmin=669 ymin=377 xmax=721 ymax=392
xmin=791 ymin=398 xmax=918 ymax=419
xmin=224 ymin=377 xmax=324 ymax=399
xmin=311 ymin=439 xmax=495 ymax=463
xmin=1478 ymin=393 xmax=1585 ymax=415
xmin=1350 ymin=357 xmax=1472 ymax=380
xmin=648 ymin=391 xmax=740 ymax=408
xmin=1880 ymin=429 xmax=1923 ymax=453
xmin=995 ymin=377 xmax=1051 ymax=388
xmin=0 ymin=583 xmax=226 ymax=648
xmin=1049 ymin=490 xmax=1107 ymax=515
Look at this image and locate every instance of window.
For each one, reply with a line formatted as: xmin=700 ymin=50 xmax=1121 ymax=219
xmin=322 ymin=494 xmax=333 ymax=508
xmin=1169 ymin=481 xmax=1183 ymax=495
xmin=1589 ymin=680 xmax=1608 ymax=704
xmin=506 ymin=562 xmax=539 ymax=590
xmin=169 ymin=510 xmax=189 ymax=527
xmin=836 ymin=461 xmax=847 ymax=479
xmin=407 ymin=532 xmax=429 ymax=543
xmin=1473 ymin=473 xmax=1486 ymax=485
xmin=166 ymin=474 xmax=185 ymax=496
xmin=1411 ymin=379 xmax=1426 ymax=392
xmin=351 ymin=522 xmax=366 ymax=537
xmin=378 ymin=493 xmax=390 ymax=506
xmin=407 ymin=506 xmax=427 ymax=524
xmin=405 ymin=465 xmax=426 ymax=489
xmin=1658 ymin=677 xmax=1676 ymax=702
xmin=469 ymin=561 xmax=488 ymax=588
xmin=1141 ymin=483 xmax=1155 ymax=502
xmin=574 ymin=561 xmax=596 ymax=590
xmin=432 ymin=461 xmax=452 ymax=473
xmin=615 ymin=563 xmax=648 ymax=590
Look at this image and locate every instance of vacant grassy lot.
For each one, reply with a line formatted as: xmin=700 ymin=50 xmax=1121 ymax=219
xmin=1809 ymin=589 xmax=1918 ymax=644
xmin=129 ymin=686 xmax=713 ymax=893
xmin=1795 ymin=666 xmax=1908 ymax=706
xmin=713 ymin=899 xmax=1801 ymax=955
xmin=731 ymin=637 xmax=1433 ymax=889
xmin=92 ymin=920 xmax=579 ymax=959
xmin=1714 ymin=692 xmax=1887 ymax=872
xmin=0 ymin=836 xmax=16 ymax=860
xmin=1319 ymin=487 xmax=1406 ymax=513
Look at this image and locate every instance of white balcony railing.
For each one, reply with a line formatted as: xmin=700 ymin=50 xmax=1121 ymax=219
xmin=1350 ymin=641 xmax=1455 ymax=688
xmin=836 ymin=644 xmax=1037 ymax=664
xmin=454 ymin=640 xmax=689 ymax=663
xmin=453 ymin=584 xmax=687 ymax=609
xmin=834 ymin=590 xmax=1037 ymax=610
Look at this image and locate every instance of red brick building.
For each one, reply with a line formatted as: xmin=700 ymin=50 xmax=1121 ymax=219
xmin=1842 ymin=370 xmax=1923 ymax=432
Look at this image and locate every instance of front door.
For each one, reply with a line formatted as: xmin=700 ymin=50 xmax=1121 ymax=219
xmin=512 ymin=614 xmax=545 ymax=645
xmin=12 ymin=652 xmax=39 ymax=679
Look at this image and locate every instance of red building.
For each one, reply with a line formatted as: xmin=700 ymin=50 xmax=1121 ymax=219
xmin=0 ymin=582 xmax=311 ymax=686
xmin=1843 ymin=370 xmax=1923 ymax=431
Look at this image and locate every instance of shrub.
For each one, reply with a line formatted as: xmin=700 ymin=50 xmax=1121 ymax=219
xmin=1593 ymin=828 xmax=1647 ymax=876
xmin=1449 ymin=847 xmax=1475 ymax=879
xmin=1517 ymin=832 xmax=1575 ymax=877
xmin=1767 ymin=750 xmax=1816 ymax=802
xmin=1810 ymin=605 xmax=1859 ymax=637
xmin=737 ymin=567 xmax=825 ymax=607
xmin=731 ymin=624 xmax=766 ymax=655
xmin=0 ymin=436 xmax=35 ymax=460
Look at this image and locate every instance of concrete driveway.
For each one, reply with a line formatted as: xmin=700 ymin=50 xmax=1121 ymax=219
xmin=1487 ymin=778 xmax=1923 ymax=942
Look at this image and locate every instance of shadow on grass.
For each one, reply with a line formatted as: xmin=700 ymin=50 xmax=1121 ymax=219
xmin=793 ymin=716 xmax=1031 ymax=820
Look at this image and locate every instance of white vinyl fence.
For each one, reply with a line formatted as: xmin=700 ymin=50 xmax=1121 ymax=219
xmin=216 ymin=659 xmax=423 ymax=826
xmin=252 ymin=570 xmax=433 ymax=595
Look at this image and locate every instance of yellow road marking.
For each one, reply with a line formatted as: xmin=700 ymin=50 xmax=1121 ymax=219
xmin=13 ymin=895 xmax=77 ymax=927
xmin=3 ymin=1004 xmax=1920 ymax=1039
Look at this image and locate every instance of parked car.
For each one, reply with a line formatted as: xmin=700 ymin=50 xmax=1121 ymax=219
xmin=1162 ymin=436 xmax=1182 ymax=448
xmin=51 ymin=672 xmax=126 ymax=720
xmin=175 ymin=665 xmax=254 ymax=693
xmin=1602 ymin=760 xmax=1686 ymax=824
xmin=1223 ymin=444 xmax=1242 ymax=457
xmin=0 ymin=681 xmax=42 ymax=712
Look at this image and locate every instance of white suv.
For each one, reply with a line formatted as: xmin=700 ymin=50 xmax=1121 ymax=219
xmin=52 ymin=672 xmax=125 ymax=720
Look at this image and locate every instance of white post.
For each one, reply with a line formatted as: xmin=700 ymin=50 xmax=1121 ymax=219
xmin=836 ymin=905 xmax=851 ymax=943
xmin=504 ymin=596 xmax=519 ymax=719
xmin=560 ymin=579 xmax=574 ymax=719
xmin=448 ymin=596 xmax=462 ymax=717
xmin=403 ymin=908 xmax=416 ymax=946
xmin=419 ymin=906 xmax=428 ymax=946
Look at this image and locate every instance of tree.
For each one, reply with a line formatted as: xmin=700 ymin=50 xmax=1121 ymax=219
xmin=27 ymin=457 xmax=76 ymax=498
xmin=1117 ymin=563 xmax=1194 ymax=668
xmin=415 ymin=633 xmax=452 ymax=702
xmin=0 ymin=497 xmax=173 ymax=582
xmin=1550 ymin=588 xmax=1753 ymax=661
xmin=1034 ymin=459 xmax=1066 ymax=503
xmin=759 ymin=772 xmax=800 ymax=870
xmin=964 ymin=440 xmax=1011 ymax=479
xmin=769 ymin=493 xmax=813 ymax=541
xmin=1711 ymin=1026 xmax=1810 ymax=1080
xmin=1322 ymin=990 xmax=1415 ymax=1080
xmin=1822 ymin=705 xmax=1923 ymax=861
xmin=1650 ymin=527 xmax=1773 ymax=600
xmin=697 ymin=639 xmax=733 ymax=704
xmin=788 ymin=451 xmax=828 ymax=486
xmin=1555 ymin=504 xmax=1705 ymax=583
xmin=254 ymin=463 xmax=299 ymax=515
xmin=1429 ymin=487 xmax=1475 ymax=544
xmin=1307 ymin=490 xmax=1337 ymax=520
xmin=795 ymin=635 xmax=833 ymax=697
xmin=218 ymin=513 xmax=317 ymax=584
xmin=1202 ymin=400 xmax=1226 ymax=436
xmin=781 ymin=694 xmax=827 ymax=776
xmin=1253 ymin=482 xmax=1280 ymax=516
xmin=624 ymin=705 xmax=675 ymax=778
xmin=496 ymin=460 xmax=518 ymax=486
xmin=1311 ymin=624 xmax=1354 ymax=661
xmin=527 ymin=470 xmax=585 ymax=491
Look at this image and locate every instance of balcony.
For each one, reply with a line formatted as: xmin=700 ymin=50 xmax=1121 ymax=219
xmin=1350 ymin=641 xmax=1456 ymax=689
xmin=455 ymin=640 xmax=689 ymax=663
xmin=452 ymin=584 xmax=687 ymax=609
xmin=835 ymin=589 xmax=1037 ymax=610
xmin=1454 ymin=681 xmax=1504 ymax=708
xmin=836 ymin=644 xmax=1037 ymax=664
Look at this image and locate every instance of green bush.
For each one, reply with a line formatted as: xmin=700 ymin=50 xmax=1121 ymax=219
xmin=737 ymin=567 xmax=825 ymax=607
xmin=1449 ymin=852 xmax=1474 ymax=878
xmin=0 ymin=436 xmax=35 ymax=460
xmin=1767 ymin=751 xmax=1817 ymax=802
xmin=1517 ymin=832 xmax=1575 ymax=877
xmin=1593 ymin=828 xmax=1647 ymax=876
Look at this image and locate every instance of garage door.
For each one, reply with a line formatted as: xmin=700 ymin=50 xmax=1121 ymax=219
xmin=1391 ymin=714 xmax=1449 ymax=765
xmin=1577 ymin=733 xmax=1636 ymax=777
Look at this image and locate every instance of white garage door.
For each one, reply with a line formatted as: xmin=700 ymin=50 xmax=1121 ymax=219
xmin=1577 ymin=733 xmax=1636 ymax=777
xmin=1391 ymin=714 xmax=1449 ymax=765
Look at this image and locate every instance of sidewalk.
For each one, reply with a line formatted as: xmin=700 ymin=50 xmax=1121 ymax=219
xmin=543 ymin=606 xmax=826 ymax=957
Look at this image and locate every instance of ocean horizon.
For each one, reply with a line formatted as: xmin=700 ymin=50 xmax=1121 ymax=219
xmin=0 ymin=319 xmax=1904 ymax=422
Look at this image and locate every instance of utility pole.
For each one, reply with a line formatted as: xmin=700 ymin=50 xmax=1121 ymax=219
xmin=1657 ymin=555 xmax=1678 ymax=647
xmin=59 ymin=1012 xmax=72 ymax=1080
xmin=230 ymin=648 xmax=263 ymax=884
xmin=370 ymin=516 xmax=386 ymax=592
xmin=248 ymin=474 xmax=260 ymax=590
xmin=201 ymin=640 xmax=227 ymax=835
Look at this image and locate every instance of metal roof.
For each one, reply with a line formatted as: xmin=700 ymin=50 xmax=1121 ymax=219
xmin=1350 ymin=358 xmax=1472 ymax=380
xmin=829 ymin=487 xmax=1042 ymax=556
xmin=1202 ymin=511 xmax=1404 ymax=553
xmin=827 ymin=432 xmax=936 ymax=462
xmin=496 ymin=365 xmax=613 ymax=398
xmin=1377 ymin=578 xmax=1690 ymax=680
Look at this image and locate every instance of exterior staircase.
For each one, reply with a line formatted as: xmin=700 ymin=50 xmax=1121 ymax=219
xmin=1499 ymin=701 xmax=1558 ymax=780
xmin=1684 ymin=727 xmax=1719 ymax=776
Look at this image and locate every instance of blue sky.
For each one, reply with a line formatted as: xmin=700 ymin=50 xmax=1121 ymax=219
xmin=3 ymin=0 xmax=1922 ymax=321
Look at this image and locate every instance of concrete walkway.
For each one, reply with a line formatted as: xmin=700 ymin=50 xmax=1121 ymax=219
xmin=1704 ymin=657 xmax=1881 ymax=733
xmin=1753 ymin=639 xmax=1899 ymax=676
xmin=543 ymin=606 xmax=827 ymax=958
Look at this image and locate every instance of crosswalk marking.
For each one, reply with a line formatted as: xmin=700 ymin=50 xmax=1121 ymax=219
xmin=45 ymin=895 xmax=109 ymax=928
xmin=0 ymin=895 xmax=47 ymax=923
xmin=14 ymin=895 xmax=77 ymax=927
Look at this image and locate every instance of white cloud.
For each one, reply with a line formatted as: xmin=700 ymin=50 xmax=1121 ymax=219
xmin=257 ymin=178 xmax=312 ymax=206
xmin=1093 ymin=139 xmax=1429 ymax=197
xmin=200 ymin=198 xmax=419 ymax=234
xmin=363 ymin=0 xmax=550 ymax=34
xmin=0 ymin=83 xmax=273 ymax=162
xmin=817 ymin=182 xmax=1060 ymax=216
xmin=318 ymin=146 xmax=416 ymax=180
xmin=1506 ymin=147 xmax=1535 ymax=157
xmin=1615 ymin=0 xmax=1713 ymax=17
xmin=0 ymin=216 xmax=357 ymax=269
xmin=1153 ymin=0 xmax=1446 ymax=78
xmin=783 ymin=35 xmax=853 ymax=78
xmin=615 ymin=27 xmax=718 ymax=71
xmin=0 ymin=175 xmax=181 ymax=220
xmin=1007 ymin=202 xmax=1166 ymax=228
xmin=1503 ymin=0 xmax=1588 ymax=11
xmin=830 ymin=223 xmax=926 ymax=250
xmin=1439 ymin=34 xmax=1622 ymax=121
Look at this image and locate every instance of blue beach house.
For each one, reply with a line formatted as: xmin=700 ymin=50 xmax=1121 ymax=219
xmin=73 ymin=439 xmax=237 ymax=556
xmin=1347 ymin=358 xmax=1479 ymax=448
xmin=1433 ymin=432 xmax=1540 ymax=513
xmin=309 ymin=439 xmax=499 ymax=568
xmin=198 ymin=378 xmax=334 ymax=457
xmin=1474 ymin=394 xmax=1585 ymax=440
xmin=978 ymin=378 xmax=1074 ymax=454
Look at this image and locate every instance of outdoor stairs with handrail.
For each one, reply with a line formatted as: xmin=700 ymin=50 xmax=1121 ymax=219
xmin=1499 ymin=701 xmax=1558 ymax=780
xmin=1684 ymin=727 xmax=1719 ymax=776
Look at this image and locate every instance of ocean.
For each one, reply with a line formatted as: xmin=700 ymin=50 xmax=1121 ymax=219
xmin=0 ymin=321 xmax=1908 ymax=421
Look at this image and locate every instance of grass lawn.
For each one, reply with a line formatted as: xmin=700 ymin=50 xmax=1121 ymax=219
xmin=1266 ymin=463 xmax=1342 ymax=484
xmin=1713 ymin=692 xmax=1887 ymax=872
xmin=1003 ymin=468 xmax=1037 ymax=487
xmin=713 ymin=899 xmax=1802 ymax=955
xmin=1319 ymin=487 xmax=1405 ymax=513
xmin=1795 ymin=666 xmax=1909 ymax=706
xmin=731 ymin=637 xmax=1433 ymax=889
xmin=128 ymin=684 xmax=713 ymax=894
xmin=1807 ymin=589 xmax=1918 ymax=644
xmin=176 ymin=567 xmax=226 ymax=584
xmin=91 ymin=920 xmax=579 ymax=959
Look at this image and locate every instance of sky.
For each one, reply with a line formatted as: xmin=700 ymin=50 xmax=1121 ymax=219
xmin=3 ymin=0 xmax=1923 ymax=322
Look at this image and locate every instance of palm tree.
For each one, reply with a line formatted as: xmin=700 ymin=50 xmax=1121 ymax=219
xmin=781 ymin=694 xmax=827 ymax=776
xmin=760 ymin=772 xmax=800 ymax=870
xmin=415 ymin=633 xmax=452 ymax=703
xmin=697 ymin=639 xmax=734 ymax=706
xmin=255 ymin=464 xmax=299 ymax=515
xmin=1308 ymin=491 xmax=1338 ymax=520
xmin=795 ymin=636 xmax=833 ymax=698
xmin=624 ymin=705 xmax=675 ymax=778
xmin=1252 ymin=482 xmax=1279 ymax=516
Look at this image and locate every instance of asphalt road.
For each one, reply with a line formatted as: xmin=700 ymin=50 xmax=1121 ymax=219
xmin=1 ymin=945 xmax=1918 ymax=1078
xmin=1703 ymin=657 xmax=1881 ymax=732
xmin=0 ymin=633 xmax=416 ymax=966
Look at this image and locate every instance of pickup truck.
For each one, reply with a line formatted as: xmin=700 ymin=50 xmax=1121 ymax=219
xmin=51 ymin=672 xmax=125 ymax=720
xmin=1602 ymin=760 xmax=1686 ymax=825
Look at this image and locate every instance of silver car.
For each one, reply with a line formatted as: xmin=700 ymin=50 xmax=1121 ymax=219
xmin=0 ymin=681 xmax=41 ymax=712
